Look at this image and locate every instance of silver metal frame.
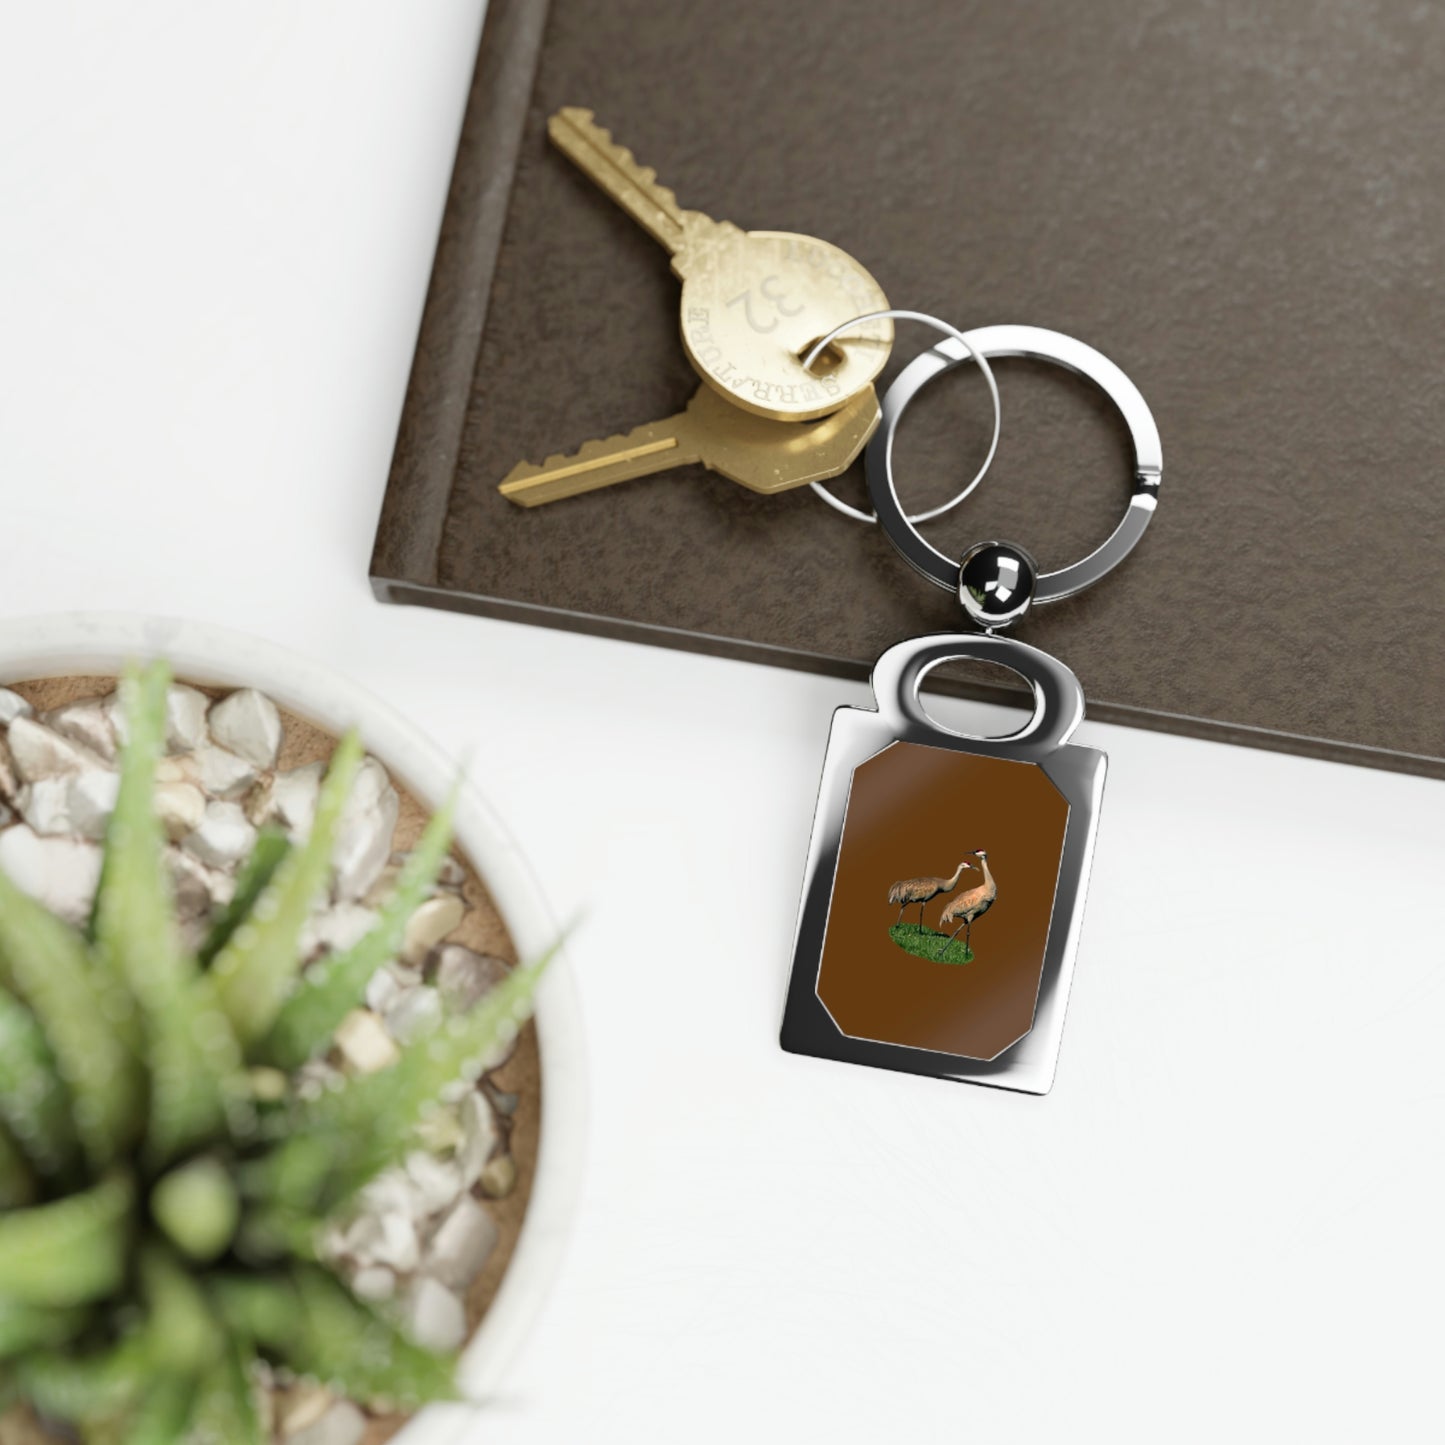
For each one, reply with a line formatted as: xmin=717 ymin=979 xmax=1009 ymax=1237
xmin=866 ymin=325 xmax=1163 ymax=603
xmin=780 ymin=632 xmax=1106 ymax=1095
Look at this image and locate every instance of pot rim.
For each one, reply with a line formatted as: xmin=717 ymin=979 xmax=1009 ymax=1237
xmin=0 ymin=612 xmax=587 ymax=1440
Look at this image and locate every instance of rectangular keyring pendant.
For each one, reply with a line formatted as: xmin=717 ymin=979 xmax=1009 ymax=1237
xmin=781 ymin=632 xmax=1106 ymax=1095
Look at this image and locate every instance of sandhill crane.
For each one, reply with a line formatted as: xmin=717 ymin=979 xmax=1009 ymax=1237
xmin=937 ymin=850 xmax=997 ymax=958
xmin=887 ymin=859 xmax=976 ymax=930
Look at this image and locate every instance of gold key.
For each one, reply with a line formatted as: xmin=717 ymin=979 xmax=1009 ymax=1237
xmin=498 ymin=384 xmax=879 ymax=507
xmin=549 ymin=107 xmax=893 ymax=423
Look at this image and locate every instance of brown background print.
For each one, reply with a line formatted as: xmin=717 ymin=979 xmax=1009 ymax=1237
xmin=816 ymin=742 xmax=1069 ymax=1060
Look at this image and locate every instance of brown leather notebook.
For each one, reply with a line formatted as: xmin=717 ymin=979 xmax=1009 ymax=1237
xmin=371 ymin=0 xmax=1445 ymax=779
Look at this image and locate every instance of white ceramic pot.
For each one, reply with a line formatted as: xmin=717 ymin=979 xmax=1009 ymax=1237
xmin=0 ymin=613 xmax=586 ymax=1443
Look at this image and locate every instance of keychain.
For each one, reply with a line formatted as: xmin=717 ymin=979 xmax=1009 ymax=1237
xmin=781 ymin=316 xmax=1163 ymax=1094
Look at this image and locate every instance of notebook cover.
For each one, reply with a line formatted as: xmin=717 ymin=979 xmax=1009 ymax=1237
xmin=372 ymin=0 xmax=1445 ymax=779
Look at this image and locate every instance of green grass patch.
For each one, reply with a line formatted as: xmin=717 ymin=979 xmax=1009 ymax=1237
xmin=888 ymin=922 xmax=973 ymax=966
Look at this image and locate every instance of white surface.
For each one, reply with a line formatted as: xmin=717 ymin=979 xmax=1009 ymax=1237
xmin=1 ymin=4 xmax=1441 ymax=1441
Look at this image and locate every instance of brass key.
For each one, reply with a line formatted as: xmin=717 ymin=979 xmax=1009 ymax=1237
xmin=549 ymin=107 xmax=893 ymax=423
xmin=498 ymin=384 xmax=879 ymax=507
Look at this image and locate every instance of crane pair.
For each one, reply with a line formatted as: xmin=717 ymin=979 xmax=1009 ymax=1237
xmin=885 ymin=849 xmax=998 ymax=959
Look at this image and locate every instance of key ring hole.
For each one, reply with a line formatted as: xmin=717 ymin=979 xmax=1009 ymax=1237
xmin=801 ymin=337 xmax=849 ymax=375
xmin=872 ymin=633 xmax=1085 ymax=758
xmin=803 ymin=310 xmax=1002 ymax=527
xmin=913 ymin=656 xmax=1039 ymax=738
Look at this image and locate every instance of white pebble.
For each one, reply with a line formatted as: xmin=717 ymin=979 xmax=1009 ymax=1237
xmin=406 ymin=1276 xmax=468 ymax=1353
xmin=405 ymin=1149 xmax=464 ymax=1215
xmin=183 ymin=800 xmax=257 ymax=868
xmin=277 ymin=1381 xmax=333 ymax=1435
xmin=44 ymin=701 xmax=117 ymax=761
xmin=435 ymin=944 xmax=510 ymax=1014
xmin=6 ymin=717 xmax=104 ymax=782
xmin=0 ymin=826 xmax=101 ymax=925
xmin=479 ymin=1152 xmax=517 ymax=1199
xmin=424 ymin=1194 xmax=498 ymax=1292
xmin=20 ymin=776 xmax=73 ymax=836
xmin=331 ymin=757 xmax=399 ymax=900
xmin=457 ymin=1091 xmax=500 ymax=1185
xmin=164 ymin=685 xmax=210 ymax=753
xmin=383 ymin=985 xmax=443 ymax=1044
xmin=362 ymin=860 xmax=402 ymax=907
xmin=364 ymin=966 xmax=401 ymax=1013
xmin=295 ymin=1058 xmax=343 ymax=1102
xmin=0 ymin=688 xmax=33 ymax=725
xmin=304 ymin=902 xmax=379 ymax=957
xmin=368 ymin=1210 xmax=420 ymax=1273
xmin=0 ymin=737 xmax=17 ymax=802
xmin=401 ymin=892 xmax=465 ymax=966
xmin=350 ymin=1265 xmax=396 ymax=1302
xmin=334 ymin=1008 xmax=399 ymax=1074
xmin=266 ymin=762 xmax=322 ymax=837
xmin=154 ymin=755 xmax=188 ymax=784
xmin=364 ymin=962 xmax=420 ymax=1013
xmin=359 ymin=1169 xmax=423 ymax=1219
xmin=286 ymin=1400 xmax=365 ymax=1445
xmin=155 ymin=781 xmax=206 ymax=841
xmin=415 ymin=1105 xmax=464 ymax=1153
xmin=208 ymin=688 xmax=283 ymax=769
xmin=167 ymin=847 xmax=233 ymax=920
xmin=191 ymin=744 xmax=257 ymax=801
xmin=67 ymin=770 xmax=120 ymax=840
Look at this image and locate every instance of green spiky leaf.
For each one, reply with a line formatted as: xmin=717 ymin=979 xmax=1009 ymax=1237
xmin=209 ymin=1274 xmax=299 ymax=1353
xmin=138 ymin=1244 xmax=223 ymax=1377
xmin=117 ymin=1370 xmax=194 ymax=1445
xmin=261 ymin=788 xmax=458 ymax=1070
xmin=0 ymin=867 xmax=141 ymax=1170
xmin=197 ymin=827 xmax=290 ymax=970
xmin=188 ymin=1342 xmax=262 ymax=1445
xmin=93 ymin=663 xmax=244 ymax=1164
xmin=0 ymin=1299 xmax=90 ymax=1361
xmin=0 ymin=1171 xmax=134 ymax=1306
xmin=0 ymin=984 xmax=80 ymax=1184
xmin=212 ymin=731 xmax=363 ymax=1045
xmin=150 ymin=1157 xmax=240 ymax=1264
xmin=263 ymin=948 xmax=550 ymax=1214
xmin=0 ymin=671 xmax=503 ymax=1440
xmin=281 ymin=1266 xmax=457 ymax=1409
xmin=0 ymin=1123 xmax=37 ymax=1208
xmin=14 ymin=1335 xmax=150 ymax=1429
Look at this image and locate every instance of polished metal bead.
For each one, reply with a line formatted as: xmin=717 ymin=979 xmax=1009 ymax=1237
xmin=957 ymin=540 xmax=1038 ymax=629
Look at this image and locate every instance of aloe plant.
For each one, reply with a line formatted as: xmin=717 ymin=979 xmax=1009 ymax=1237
xmin=0 ymin=663 xmax=549 ymax=1442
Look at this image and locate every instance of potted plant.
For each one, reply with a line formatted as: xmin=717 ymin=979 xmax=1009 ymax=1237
xmin=0 ymin=616 xmax=584 ymax=1444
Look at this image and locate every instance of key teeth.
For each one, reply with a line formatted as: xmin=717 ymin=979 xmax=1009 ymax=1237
xmin=548 ymin=107 xmax=685 ymax=221
xmin=502 ymin=428 xmax=661 ymax=483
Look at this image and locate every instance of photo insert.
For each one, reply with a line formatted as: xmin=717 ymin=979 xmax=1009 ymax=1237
xmin=816 ymin=740 xmax=1070 ymax=1061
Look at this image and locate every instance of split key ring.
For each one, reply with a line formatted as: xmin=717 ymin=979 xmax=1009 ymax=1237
xmin=863 ymin=322 xmax=1163 ymax=604
xmin=801 ymin=310 xmax=1002 ymax=526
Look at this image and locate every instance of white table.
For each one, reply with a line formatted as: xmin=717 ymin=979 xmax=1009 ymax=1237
xmin=3 ymin=5 xmax=1440 ymax=1440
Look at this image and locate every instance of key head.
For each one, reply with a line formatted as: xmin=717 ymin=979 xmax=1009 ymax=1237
xmin=689 ymin=383 xmax=881 ymax=494
xmin=676 ymin=229 xmax=893 ymax=422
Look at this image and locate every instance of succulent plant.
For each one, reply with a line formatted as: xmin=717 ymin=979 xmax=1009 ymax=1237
xmin=0 ymin=663 xmax=548 ymax=1442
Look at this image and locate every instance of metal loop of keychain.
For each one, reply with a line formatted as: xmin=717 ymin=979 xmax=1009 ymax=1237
xmin=781 ymin=314 xmax=1164 ymax=1095
xmin=801 ymin=311 xmax=1002 ymax=526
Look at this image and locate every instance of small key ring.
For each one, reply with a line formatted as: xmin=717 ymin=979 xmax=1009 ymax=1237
xmin=801 ymin=310 xmax=1002 ymax=525
xmin=867 ymin=325 xmax=1163 ymax=602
